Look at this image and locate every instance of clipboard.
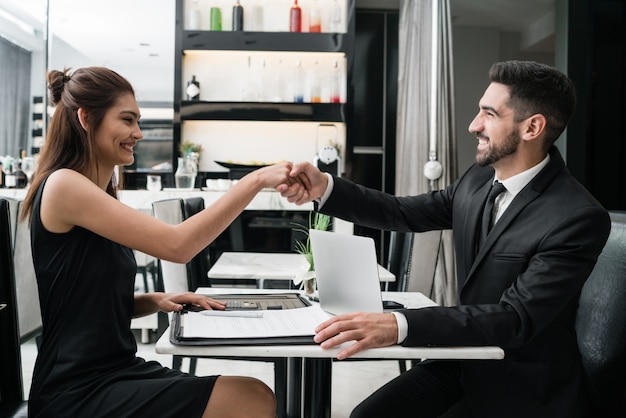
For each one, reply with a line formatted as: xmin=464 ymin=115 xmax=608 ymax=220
xmin=170 ymin=293 xmax=323 ymax=346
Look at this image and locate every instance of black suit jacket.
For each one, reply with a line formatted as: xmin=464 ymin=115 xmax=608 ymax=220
xmin=320 ymin=147 xmax=610 ymax=417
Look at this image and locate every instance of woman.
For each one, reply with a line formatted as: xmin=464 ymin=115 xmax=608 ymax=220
xmin=21 ymin=66 xmax=297 ymax=417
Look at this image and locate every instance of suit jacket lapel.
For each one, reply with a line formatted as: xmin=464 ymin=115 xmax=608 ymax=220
xmin=462 ymin=147 xmax=566 ymax=292
xmin=460 ymin=180 xmax=493 ymax=285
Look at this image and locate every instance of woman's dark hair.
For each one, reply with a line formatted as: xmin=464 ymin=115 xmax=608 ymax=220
xmin=21 ymin=66 xmax=135 ymax=222
xmin=489 ymin=60 xmax=577 ymax=148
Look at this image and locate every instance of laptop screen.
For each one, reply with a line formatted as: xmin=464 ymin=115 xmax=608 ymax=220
xmin=309 ymin=229 xmax=384 ymax=315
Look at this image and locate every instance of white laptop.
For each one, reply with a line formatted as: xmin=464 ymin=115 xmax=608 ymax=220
xmin=309 ymin=229 xmax=384 ymax=315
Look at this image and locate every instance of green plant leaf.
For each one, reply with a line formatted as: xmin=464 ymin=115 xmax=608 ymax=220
xmin=291 ymin=211 xmax=332 ymax=271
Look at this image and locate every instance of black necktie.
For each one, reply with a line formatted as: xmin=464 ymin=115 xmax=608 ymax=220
xmin=480 ymin=181 xmax=507 ymax=245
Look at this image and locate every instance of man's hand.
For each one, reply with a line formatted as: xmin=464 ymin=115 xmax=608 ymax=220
xmin=275 ymin=162 xmax=328 ymax=205
xmin=314 ymin=312 xmax=399 ymax=360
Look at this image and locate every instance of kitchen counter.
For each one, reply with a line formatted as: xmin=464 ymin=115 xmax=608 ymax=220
xmin=0 ymin=188 xmax=313 ymax=212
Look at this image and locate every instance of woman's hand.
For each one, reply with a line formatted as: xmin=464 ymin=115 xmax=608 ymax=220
xmin=157 ymin=292 xmax=227 ymax=312
xmin=133 ymin=292 xmax=226 ymax=317
xmin=253 ymin=162 xmax=295 ymax=189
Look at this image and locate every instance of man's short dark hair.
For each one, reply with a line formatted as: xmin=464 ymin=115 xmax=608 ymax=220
xmin=489 ymin=60 xmax=577 ymax=147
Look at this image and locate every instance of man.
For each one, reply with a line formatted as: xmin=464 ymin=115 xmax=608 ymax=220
xmin=277 ymin=61 xmax=610 ymax=417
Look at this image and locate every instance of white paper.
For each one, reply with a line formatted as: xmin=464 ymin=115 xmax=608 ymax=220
xmin=181 ymin=304 xmax=332 ymax=339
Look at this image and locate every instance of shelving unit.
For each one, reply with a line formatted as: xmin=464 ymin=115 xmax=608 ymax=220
xmin=180 ymin=31 xmax=350 ymax=52
xmin=179 ymin=101 xmax=345 ymax=122
xmin=173 ymin=0 xmax=355 ymax=176
xmin=31 ymin=96 xmax=44 ymax=155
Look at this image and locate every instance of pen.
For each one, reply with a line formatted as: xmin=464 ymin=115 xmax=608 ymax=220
xmin=199 ymin=310 xmax=263 ymax=318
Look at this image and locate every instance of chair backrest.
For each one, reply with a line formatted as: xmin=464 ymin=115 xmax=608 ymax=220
xmin=386 ymin=231 xmax=414 ymax=292
xmin=183 ymin=197 xmax=211 ymax=290
xmin=0 ymin=198 xmax=25 ymax=405
xmin=576 ymin=210 xmax=626 ymax=416
xmin=13 ymin=200 xmax=43 ymax=343
xmin=152 ymin=198 xmax=190 ymax=293
xmin=151 ymin=197 xmax=211 ymax=293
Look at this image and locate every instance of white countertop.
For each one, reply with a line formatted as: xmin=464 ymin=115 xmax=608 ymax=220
xmin=208 ymin=251 xmax=396 ymax=283
xmin=0 ymin=188 xmax=312 ymax=212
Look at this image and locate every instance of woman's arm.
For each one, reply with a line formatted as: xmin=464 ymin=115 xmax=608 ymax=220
xmin=39 ymin=163 xmax=297 ymax=263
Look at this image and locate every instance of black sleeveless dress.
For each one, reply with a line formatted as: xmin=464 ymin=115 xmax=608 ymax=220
xmin=28 ymin=179 xmax=218 ymax=417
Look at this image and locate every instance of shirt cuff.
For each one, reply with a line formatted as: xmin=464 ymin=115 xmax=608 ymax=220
xmin=315 ymin=173 xmax=334 ymax=208
xmin=391 ymin=311 xmax=408 ymax=344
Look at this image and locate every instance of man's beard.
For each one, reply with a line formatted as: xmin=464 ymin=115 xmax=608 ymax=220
xmin=476 ymin=129 xmax=521 ymax=167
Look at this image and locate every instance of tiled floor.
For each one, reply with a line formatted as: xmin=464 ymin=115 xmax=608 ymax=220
xmin=20 ymin=329 xmax=405 ymax=418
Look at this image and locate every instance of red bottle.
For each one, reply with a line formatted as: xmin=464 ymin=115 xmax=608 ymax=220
xmin=290 ymin=0 xmax=302 ymax=32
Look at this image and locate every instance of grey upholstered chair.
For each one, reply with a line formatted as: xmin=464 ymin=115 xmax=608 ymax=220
xmin=576 ymin=210 xmax=626 ymax=417
xmin=13 ymin=200 xmax=42 ymax=345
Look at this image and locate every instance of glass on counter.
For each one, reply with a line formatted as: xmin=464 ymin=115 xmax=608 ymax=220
xmin=175 ymin=156 xmax=197 ymax=189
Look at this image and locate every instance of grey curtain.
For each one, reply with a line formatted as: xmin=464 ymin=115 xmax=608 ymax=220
xmin=0 ymin=36 xmax=31 ymax=158
xmin=396 ymin=0 xmax=458 ymax=306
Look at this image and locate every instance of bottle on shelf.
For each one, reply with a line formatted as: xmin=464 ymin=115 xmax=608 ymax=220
xmin=186 ymin=75 xmax=200 ymax=100
xmin=232 ymin=0 xmax=244 ymax=31
xmin=2 ymin=156 xmax=16 ymax=189
xmin=187 ymin=0 xmax=202 ymax=30
xmin=289 ymin=0 xmax=302 ymax=32
xmin=272 ymin=59 xmax=285 ymax=102
xmin=309 ymin=60 xmax=321 ymax=103
xmin=14 ymin=162 xmax=27 ymax=189
xmin=330 ymin=60 xmax=342 ymax=103
xmin=259 ymin=59 xmax=270 ymax=102
xmin=293 ymin=59 xmax=305 ymax=103
xmin=242 ymin=56 xmax=260 ymax=101
xmin=329 ymin=0 xmax=342 ymax=32
xmin=250 ymin=0 xmax=263 ymax=31
xmin=210 ymin=7 xmax=222 ymax=31
xmin=309 ymin=0 xmax=321 ymax=33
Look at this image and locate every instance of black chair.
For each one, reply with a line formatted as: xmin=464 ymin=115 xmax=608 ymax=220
xmin=576 ymin=210 xmax=626 ymax=417
xmin=0 ymin=198 xmax=29 ymax=418
xmin=386 ymin=231 xmax=415 ymax=292
xmin=183 ymin=197 xmax=212 ymax=290
xmin=385 ymin=231 xmax=417 ymax=374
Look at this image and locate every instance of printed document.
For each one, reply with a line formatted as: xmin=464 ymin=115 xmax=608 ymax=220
xmin=181 ymin=304 xmax=332 ymax=339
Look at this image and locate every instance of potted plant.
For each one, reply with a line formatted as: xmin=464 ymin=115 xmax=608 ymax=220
xmin=292 ymin=212 xmax=332 ymax=294
xmin=179 ymin=140 xmax=202 ymax=159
